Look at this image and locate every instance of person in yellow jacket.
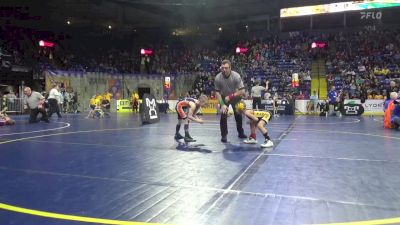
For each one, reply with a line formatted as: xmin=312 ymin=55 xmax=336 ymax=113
xmin=235 ymin=101 xmax=273 ymax=148
xmin=95 ymin=94 xmax=103 ymax=103
xmin=104 ymin=91 xmax=113 ymax=102
xmin=131 ymin=92 xmax=139 ymax=113
xmin=87 ymin=95 xmax=103 ymax=118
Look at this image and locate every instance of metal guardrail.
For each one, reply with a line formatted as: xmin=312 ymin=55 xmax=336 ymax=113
xmin=0 ymin=98 xmax=24 ymax=114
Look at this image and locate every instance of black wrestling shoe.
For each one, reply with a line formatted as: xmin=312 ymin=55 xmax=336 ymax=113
xmin=174 ymin=133 xmax=184 ymax=140
xmin=184 ymin=133 xmax=196 ymax=142
xmin=184 ymin=136 xmax=196 ymax=142
xmin=238 ymin=133 xmax=247 ymax=139
xmin=221 ymin=136 xmax=227 ymax=143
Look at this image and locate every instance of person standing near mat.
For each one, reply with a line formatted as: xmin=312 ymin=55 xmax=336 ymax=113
xmin=174 ymin=94 xmax=208 ymax=142
xmin=251 ymin=80 xmax=269 ymax=110
xmin=47 ymin=83 xmax=62 ymax=118
xmin=23 ymin=87 xmax=49 ymax=123
xmin=214 ymin=59 xmax=247 ymax=143
xmin=328 ymin=85 xmax=338 ymax=116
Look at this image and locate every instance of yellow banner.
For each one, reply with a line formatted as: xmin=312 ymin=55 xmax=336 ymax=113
xmin=280 ymin=0 xmax=400 ymax=18
xmin=202 ymin=99 xmax=218 ymax=114
xmin=45 ymin=75 xmax=71 ymax=92
xmin=116 ymin=99 xmax=132 ymax=112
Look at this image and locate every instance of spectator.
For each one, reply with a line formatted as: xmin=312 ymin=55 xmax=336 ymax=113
xmin=307 ymin=90 xmax=319 ymax=114
xmin=47 ymin=83 xmax=62 ymax=118
xmin=101 ymin=95 xmax=111 ymax=117
xmin=328 ymin=85 xmax=338 ymax=116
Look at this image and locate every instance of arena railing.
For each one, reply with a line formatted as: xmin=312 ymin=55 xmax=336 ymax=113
xmin=0 ymin=98 xmax=25 ymax=114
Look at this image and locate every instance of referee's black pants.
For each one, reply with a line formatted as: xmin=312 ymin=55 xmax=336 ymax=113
xmin=220 ymin=102 xmax=245 ymax=138
xmin=29 ymin=107 xmax=49 ymax=123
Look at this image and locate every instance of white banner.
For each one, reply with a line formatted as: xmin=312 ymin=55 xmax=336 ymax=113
xmin=296 ymin=99 xmax=385 ymax=115
xmin=362 ymin=99 xmax=385 ymax=113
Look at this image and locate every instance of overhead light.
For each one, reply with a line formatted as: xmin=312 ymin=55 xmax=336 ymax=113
xmin=236 ymin=47 xmax=248 ymax=54
xmin=218 ymin=27 xmax=222 ymax=32
xmin=67 ymin=21 xmax=71 ymax=25
xmin=236 ymin=47 xmax=240 ymax=53
xmin=140 ymin=48 xmax=153 ymax=55
xmin=108 ymin=25 xmax=112 ymax=29
xmin=39 ymin=40 xmax=55 ymax=48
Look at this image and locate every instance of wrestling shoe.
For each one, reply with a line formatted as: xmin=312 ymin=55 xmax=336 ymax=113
xmin=184 ymin=134 xmax=196 ymax=142
xmin=174 ymin=133 xmax=184 ymax=140
xmin=261 ymin=140 xmax=274 ymax=148
xmin=243 ymin=137 xmax=257 ymax=144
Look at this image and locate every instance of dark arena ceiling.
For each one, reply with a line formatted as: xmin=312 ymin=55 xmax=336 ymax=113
xmin=3 ymin=0 xmax=350 ymax=32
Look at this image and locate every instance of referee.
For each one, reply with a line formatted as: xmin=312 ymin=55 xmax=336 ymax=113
xmin=251 ymin=80 xmax=268 ymax=109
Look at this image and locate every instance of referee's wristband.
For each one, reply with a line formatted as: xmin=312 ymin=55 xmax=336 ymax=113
xmin=228 ymin=93 xmax=235 ymax=101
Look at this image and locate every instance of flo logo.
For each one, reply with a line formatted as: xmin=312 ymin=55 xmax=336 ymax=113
xmin=360 ymin=11 xmax=382 ymax=20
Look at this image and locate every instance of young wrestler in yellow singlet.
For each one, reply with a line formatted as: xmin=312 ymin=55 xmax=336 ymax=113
xmin=235 ymin=101 xmax=274 ymax=148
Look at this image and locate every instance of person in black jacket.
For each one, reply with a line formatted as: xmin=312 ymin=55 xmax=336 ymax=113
xmin=101 ymin=96 xmax=111 ymax=117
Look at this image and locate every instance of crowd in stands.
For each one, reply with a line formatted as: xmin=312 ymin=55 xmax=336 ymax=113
xmin=1 ymin=24 xmax=399 ymax=101
xmin=0 ymin=25 xmax=54 ymax=70
xmin=325 ymin=29 xmax=400 ymax=100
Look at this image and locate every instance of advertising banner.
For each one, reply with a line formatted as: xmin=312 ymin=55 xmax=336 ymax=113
xmin=141 ymin=94 xmax=160 ymax=124
xmin=201 ymin=99 xmax=218 ymax=114
xmin=362 ymin=99 xmax=385 ymax=115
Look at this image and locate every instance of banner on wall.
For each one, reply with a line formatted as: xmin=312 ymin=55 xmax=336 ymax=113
xmin=341 ymin=99 xmax=363 ymax=116
xmin=116 ymin=99 xmax=132 ymax=112
xmin=361 ymin=99 xmax=385 ymax=115
xmin=201 ymin=99 xmax=219 ymax=114
xmin=260 ymin=104 xmax=287 ymax=114
xmin=163 ymin=76 xmax=177 ymax=99
xmin=340 ymin=104 xmax=365 ymax=116
xmin=344 ymin=99 xmax=384 ymax=115
xmin=43 ymin=70 xmax=174 ymax=112
xmin=141 ymin=93 xmax=160 ymax=124
xmin=108 ymin=79 xmax=122 ymax=100
xmin=296 ymin=99 xmax=385 ymax=115
xmin=45 ymin=75 xmax=71 ymax=91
